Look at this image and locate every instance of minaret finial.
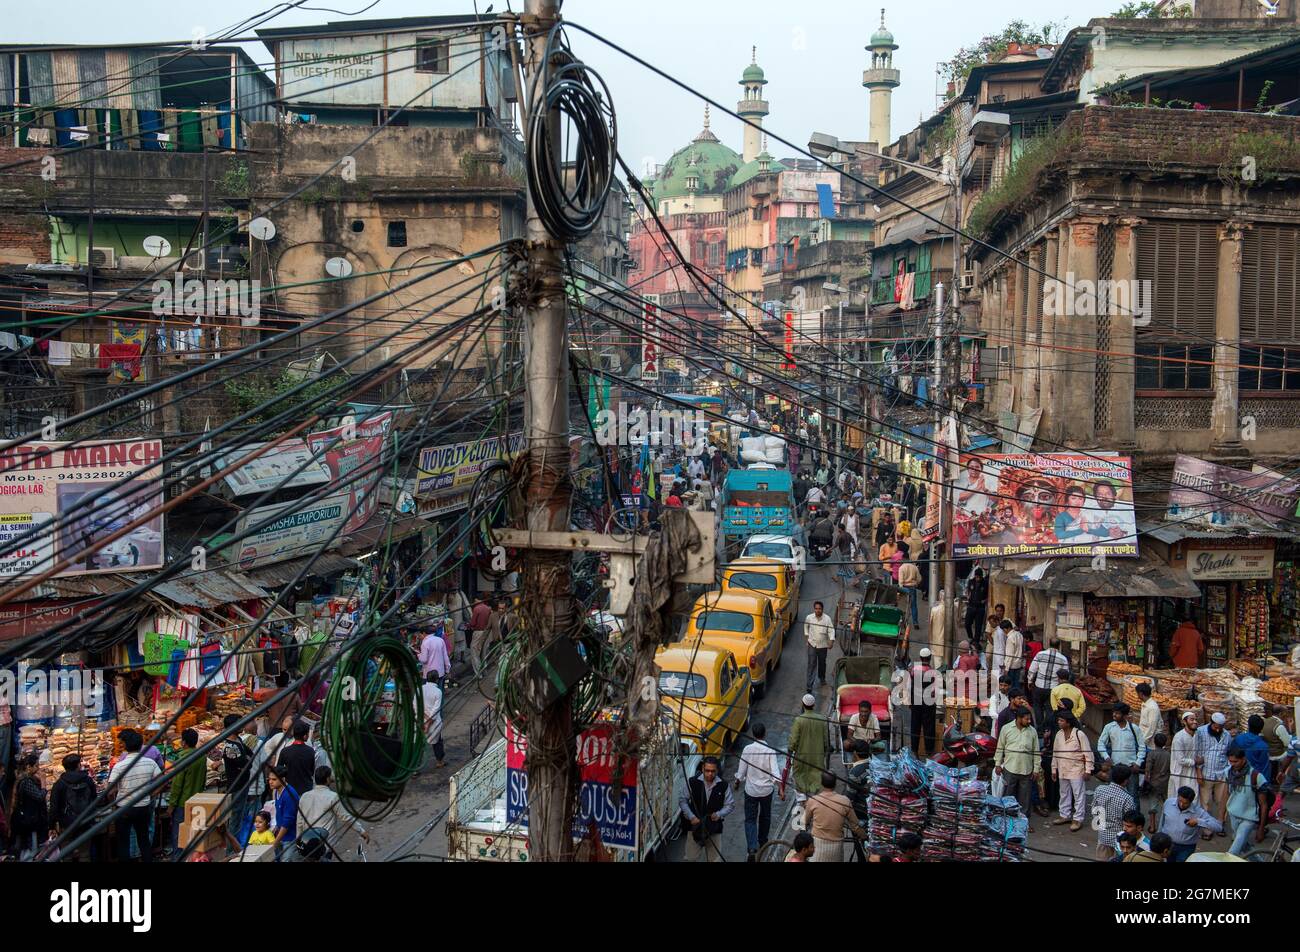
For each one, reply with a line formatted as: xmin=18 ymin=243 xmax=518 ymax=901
xmin=880 ymin=7 xmax=886 ymax=28
xmin=703 ymin=103 xmax=710 ymax=130
xmin=762 ymin=133 xmax=768 ymax=152
xmin=752 ymin=45 xmax=757 ymax=65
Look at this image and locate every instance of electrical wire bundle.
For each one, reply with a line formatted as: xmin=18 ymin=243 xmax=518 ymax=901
xmin=320 ymin=635 xmax=425 ymax=822
xmin=526 ymin=25 xmax=616 ymax=242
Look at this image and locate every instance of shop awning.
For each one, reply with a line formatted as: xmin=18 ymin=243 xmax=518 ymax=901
xmin=992 ymin=550 xmax=1200 ymax=599
xmin=1139 ymin=519 xmax=1300 ymax=544
xmin=337 ymin=510 xmax=430 ymax=557
xmin=243 ymin=553 xmax=362 ymax=588
xmin=150 ymin=569 xmax=269 ymax=608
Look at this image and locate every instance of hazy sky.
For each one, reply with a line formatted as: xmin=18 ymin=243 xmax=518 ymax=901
xmin=10 ymin=0 xmax=1109 ymax=166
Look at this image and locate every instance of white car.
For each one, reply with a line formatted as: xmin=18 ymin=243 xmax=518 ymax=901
xmin=738 ymin=533 xmax=806 ymax=573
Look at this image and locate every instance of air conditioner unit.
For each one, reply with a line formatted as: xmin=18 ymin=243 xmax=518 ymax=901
xmin=181 ymin=252 xmax=206 ymax=272
xmin=960 ymin=270 xmax=976 ymax=291
xmin=88 ymin=247 xmax=116 ymax=269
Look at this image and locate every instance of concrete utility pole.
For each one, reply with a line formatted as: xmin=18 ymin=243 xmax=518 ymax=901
xmin=520 ymin=0 xmax=578 ymax=862
xmin=943 ymin=170 xmax=961 ymax=655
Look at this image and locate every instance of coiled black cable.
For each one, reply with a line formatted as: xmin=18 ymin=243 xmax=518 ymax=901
xmin=525 ymin=24 xmax=617 ymax=242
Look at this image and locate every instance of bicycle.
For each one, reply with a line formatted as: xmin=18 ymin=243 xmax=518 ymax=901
xmin=1242 ymin=815 xmax=1300 ymax=862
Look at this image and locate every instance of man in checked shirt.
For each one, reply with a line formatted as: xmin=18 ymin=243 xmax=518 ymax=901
xmin=1092 ymin=763 xmax=1137 ymax=862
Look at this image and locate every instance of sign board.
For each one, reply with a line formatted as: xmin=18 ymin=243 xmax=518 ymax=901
xmin=306 ymin=411 xmax=392 ymax=535
xmin=782 ymin=310 xmax=796 ymax=371
xmin=213 ymin=440 xmax=331 ymax=498
xmin=1180 ymin=539 xmax=1276 ymax=581
xmin=505 ymin=721 xmax=639 ymax=851
xmin=232 ymin=493 xmax=350 ymax=568
xmin=0 ymin=440 xmax=164 ymax=577
xmin=0 ymin=599 xmax=99 ymax=642
xmin=642 ymin=301 xmax=660 ymax=381
xmin=1167 ymin=454 xmax=1300 ymax=527
xmin=952 ymin=453 xmax=1138 ymax=558
xmin=416 ymin=432 xmax=525 ymax=496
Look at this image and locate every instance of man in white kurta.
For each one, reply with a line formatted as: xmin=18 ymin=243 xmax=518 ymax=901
xmin=1169 ymin=711 xmax=1200 ymax=802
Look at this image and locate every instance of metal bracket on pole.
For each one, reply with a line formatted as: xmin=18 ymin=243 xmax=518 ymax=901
xmin=495 ymin=510 xmax=715 ymax=615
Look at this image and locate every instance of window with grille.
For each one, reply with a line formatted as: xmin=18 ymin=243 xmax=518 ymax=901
xmin=1096 ymin=225 xmax=1114 ymax=429
xmin=415 ymin=37 xmax=450 ymax=73
xmin=1134 ymin=221 xmax=1218 ymax=339
xmin=1135 ymin=343 xmax=1213 ymax=391
xmin=1241 ymin=225 xmax=1300 ymax=344
xmin=1238 ymin=347 xmax=1300 ymax=392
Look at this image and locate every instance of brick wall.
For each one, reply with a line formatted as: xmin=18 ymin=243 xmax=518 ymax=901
xmin=1067 ymin=106 xmax=1300 ymax=172
xmin=0 ymin=146 xmax=52 ymax=264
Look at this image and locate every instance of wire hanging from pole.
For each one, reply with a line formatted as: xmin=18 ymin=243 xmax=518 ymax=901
xmin=525 ymin=24 xmax=617 ymax=242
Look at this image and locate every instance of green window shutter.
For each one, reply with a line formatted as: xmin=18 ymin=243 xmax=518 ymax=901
xmin=915 ymin=243 xmax=932 ymax=299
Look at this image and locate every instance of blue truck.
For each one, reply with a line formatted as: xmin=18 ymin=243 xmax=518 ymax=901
xmin=721 ymin=468 xmax=797 ymax=553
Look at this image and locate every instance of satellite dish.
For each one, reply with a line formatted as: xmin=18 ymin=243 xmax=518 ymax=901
xmin=142 ymin=235 xmax=171 ymax=257
xmin=325 ymin=256 xmax=353 ymax=278
xmin=248 ymin=217 xmax=276 ymax=241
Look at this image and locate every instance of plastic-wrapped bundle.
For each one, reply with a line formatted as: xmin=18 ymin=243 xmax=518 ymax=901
xmin=924 ymin=762 xmax=988 ymax=861
xmin=981 ymin=795 xmax=1028 ymax=862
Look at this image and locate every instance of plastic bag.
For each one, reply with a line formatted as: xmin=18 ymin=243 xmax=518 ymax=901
xmin=989 ymin=770 xmax=1005 ymax=799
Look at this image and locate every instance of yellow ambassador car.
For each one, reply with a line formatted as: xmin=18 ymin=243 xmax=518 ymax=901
xmin=721 ymin=557 xmax=799 ymax=641
xmin=655 ymin=644 xmax=751 ymax=756
xmin=684 ymin=590 xmax=782 ymax=699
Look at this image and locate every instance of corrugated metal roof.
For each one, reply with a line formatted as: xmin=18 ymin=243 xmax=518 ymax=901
xmin=150 ymin=570 xmax=268 ymax=608
xmin=993 ymin=549 xmax=1200 ymax=599
xmin=337 ymin=511 xmax=429 ymax=556
xmin=1139 ymin=519 xmax=1300 ymax=545
xmin=244 ymin=553 xmax=362 ymax=588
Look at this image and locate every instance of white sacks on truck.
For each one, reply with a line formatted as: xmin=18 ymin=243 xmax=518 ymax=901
xmin=739 ymin=435 xmax=786 ymax=465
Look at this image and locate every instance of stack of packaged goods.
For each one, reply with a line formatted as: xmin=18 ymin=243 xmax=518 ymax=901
xmin=981 ymin=795 xmax=1028 ymax=861
xmin=866 ymin=749 xmax=929 ymax=857
xmin=45 ymin=725 xmax=115 ymax=787
xmin=923 ymin=763 xmax=987 ymax=861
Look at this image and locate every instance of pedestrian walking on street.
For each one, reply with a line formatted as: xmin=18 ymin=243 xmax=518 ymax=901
xmin=422 ymin=672 xmax=446 ymax=768
xmin=1170 ymin=712 xmax=1200 ymax=802
xmin=804 ymin=601 xmax=835 ymax=691
xmin=1145 ymin=733 xmax=1171 ymax=814
xmin=735 ymin=723 xmax=784 ymax=862
xmin=995 ymin=706 xmax=1041 ymax=830
xmin=1195 ymin=712 xmax=1233 ymax=838
xmin=788 ymin=694 xmax=831 ymax=800
xmin=803 ymin=771 xmax=865 ymax=862
xmin=8 ymin=753 xmax=48 ymax=860
xmin=963 ymin=567 xmax=988 ymax=649
xmin=418 ymin=624 xmax=452 ymax=689
xmin=1093 ymin=763 xmax=1137 ymax=861
xmin=1027 ymin=639 xmax=1068 ymax=728
xmin=898 ymin=555 xmax=922 ymax=626
xmin=908 ymin=648 xmax=939 ymax=757
xmin=1000 ymin=619 xmax=1024 ymax=690
xmin=1156 ymin=786 xmax=1222 ymax=862
xmin=1220 ymin=745 xmax=1271 ymax=856
xmin=1098 ymin=702 xmax=1146 ymax=810
xmin=1050 ymin=712 xmax=1093 ymax=831
xmin=680 ymin=757 xmax=734 ymax=862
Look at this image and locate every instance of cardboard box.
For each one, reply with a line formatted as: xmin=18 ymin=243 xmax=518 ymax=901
xmin=179 ymin=791 xmax=228 ymax=849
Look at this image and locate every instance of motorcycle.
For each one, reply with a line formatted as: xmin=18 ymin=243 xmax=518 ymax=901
xmin=811 ymin=539 xmax=832 ymax=562
xmin=931 ymin=720 xmax=997 ymax=769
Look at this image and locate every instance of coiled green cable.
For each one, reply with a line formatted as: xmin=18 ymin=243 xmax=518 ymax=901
xmin=322 ymin=635 xmax=426 ymax=822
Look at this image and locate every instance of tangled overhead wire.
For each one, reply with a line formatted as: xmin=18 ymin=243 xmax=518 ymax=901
xmin=526 ymin=23 xmax=617 ymax=242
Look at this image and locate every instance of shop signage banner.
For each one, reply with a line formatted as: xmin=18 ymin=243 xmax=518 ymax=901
xmin=642 ymin=301 xmax=659 ymax=382
xmin=1167 ymin=454 xmax=1300 ymax=527
xmin=213 ymin=440 xmax=331 ymax=498
xmin=1182 ymin=540 xmax=1276 ymax=581
xmin=505 ymin=721 xmax=639 ymax=851
xmin=952 ymin=453 xmax=1138 ymax=558
xmin=0 ymin=440 xmax=164 ymax=577
xmin=232 ymin=493 xmax=350 ymax=568
xmin=0 ymin=599 xmax=98 ymax=642
xmin=307 ymin=411 xmax=392 ymax=535
xmin=416 ymin=432 xmax=525 ymax=496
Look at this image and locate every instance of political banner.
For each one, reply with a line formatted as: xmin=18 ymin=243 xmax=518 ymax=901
xmin=1166 ymin=454 xmax=1300 ymax=528
xmin=307 ymin=411 xmax=392 ymax=535
xmin=952 ymin=452 xmax=1138 ymax=558
xmin=0 ymin=440 xmax=164 ymax=577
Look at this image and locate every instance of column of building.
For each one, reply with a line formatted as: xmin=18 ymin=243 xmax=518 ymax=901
xmin=1108 ymin=217 xmax=1143 ymax=449
xmin=1211 ymin=220 xmax=1250 ymax=457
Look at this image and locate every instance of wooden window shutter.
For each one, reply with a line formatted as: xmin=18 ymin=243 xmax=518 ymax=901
xmin=1135 ymin=221 xmax=1217 ymax=340
xmin=1242 ymin=224 xmax=1300 ymax=344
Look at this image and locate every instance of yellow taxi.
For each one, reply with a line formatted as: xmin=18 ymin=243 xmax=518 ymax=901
xmin=721 ymin=557 xmax=799 ymax=642
xmin=684 ymin=590 xmax=782 ymax=698
xmin=655 ymin=644 xmax=752 ymax=756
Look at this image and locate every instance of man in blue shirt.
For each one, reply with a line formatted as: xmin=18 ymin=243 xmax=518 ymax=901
xmin=267 ymin=766 xmax=300 ymax=862
xmin=1235 ymin=715 xmax=1273 ymax=778
xmin=1157 ymin=785 xmax=1223 ymax=862
xmin=1098 ymin=703 xmax=1146 ymax=807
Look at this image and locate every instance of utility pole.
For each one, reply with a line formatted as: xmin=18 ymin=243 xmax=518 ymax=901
xmin=519 ymin=0 xmax=578 ymax=861
xmin=942 ymin=170 xmax=961 ymax=656
xmin=929 ymin=281 xmax=943 ymax=613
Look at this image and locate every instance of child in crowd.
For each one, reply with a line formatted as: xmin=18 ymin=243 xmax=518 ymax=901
xmin=248 ymin=811 xmax=275 ymax=846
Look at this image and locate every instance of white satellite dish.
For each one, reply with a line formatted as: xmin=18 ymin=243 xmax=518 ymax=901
xmin=248 ymin=217 xmax=276 ymax=241
xmin=142 ymin=235 xmax=171 ymax=257
xmin=325 ymin=256 xmax=353 ymax=278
